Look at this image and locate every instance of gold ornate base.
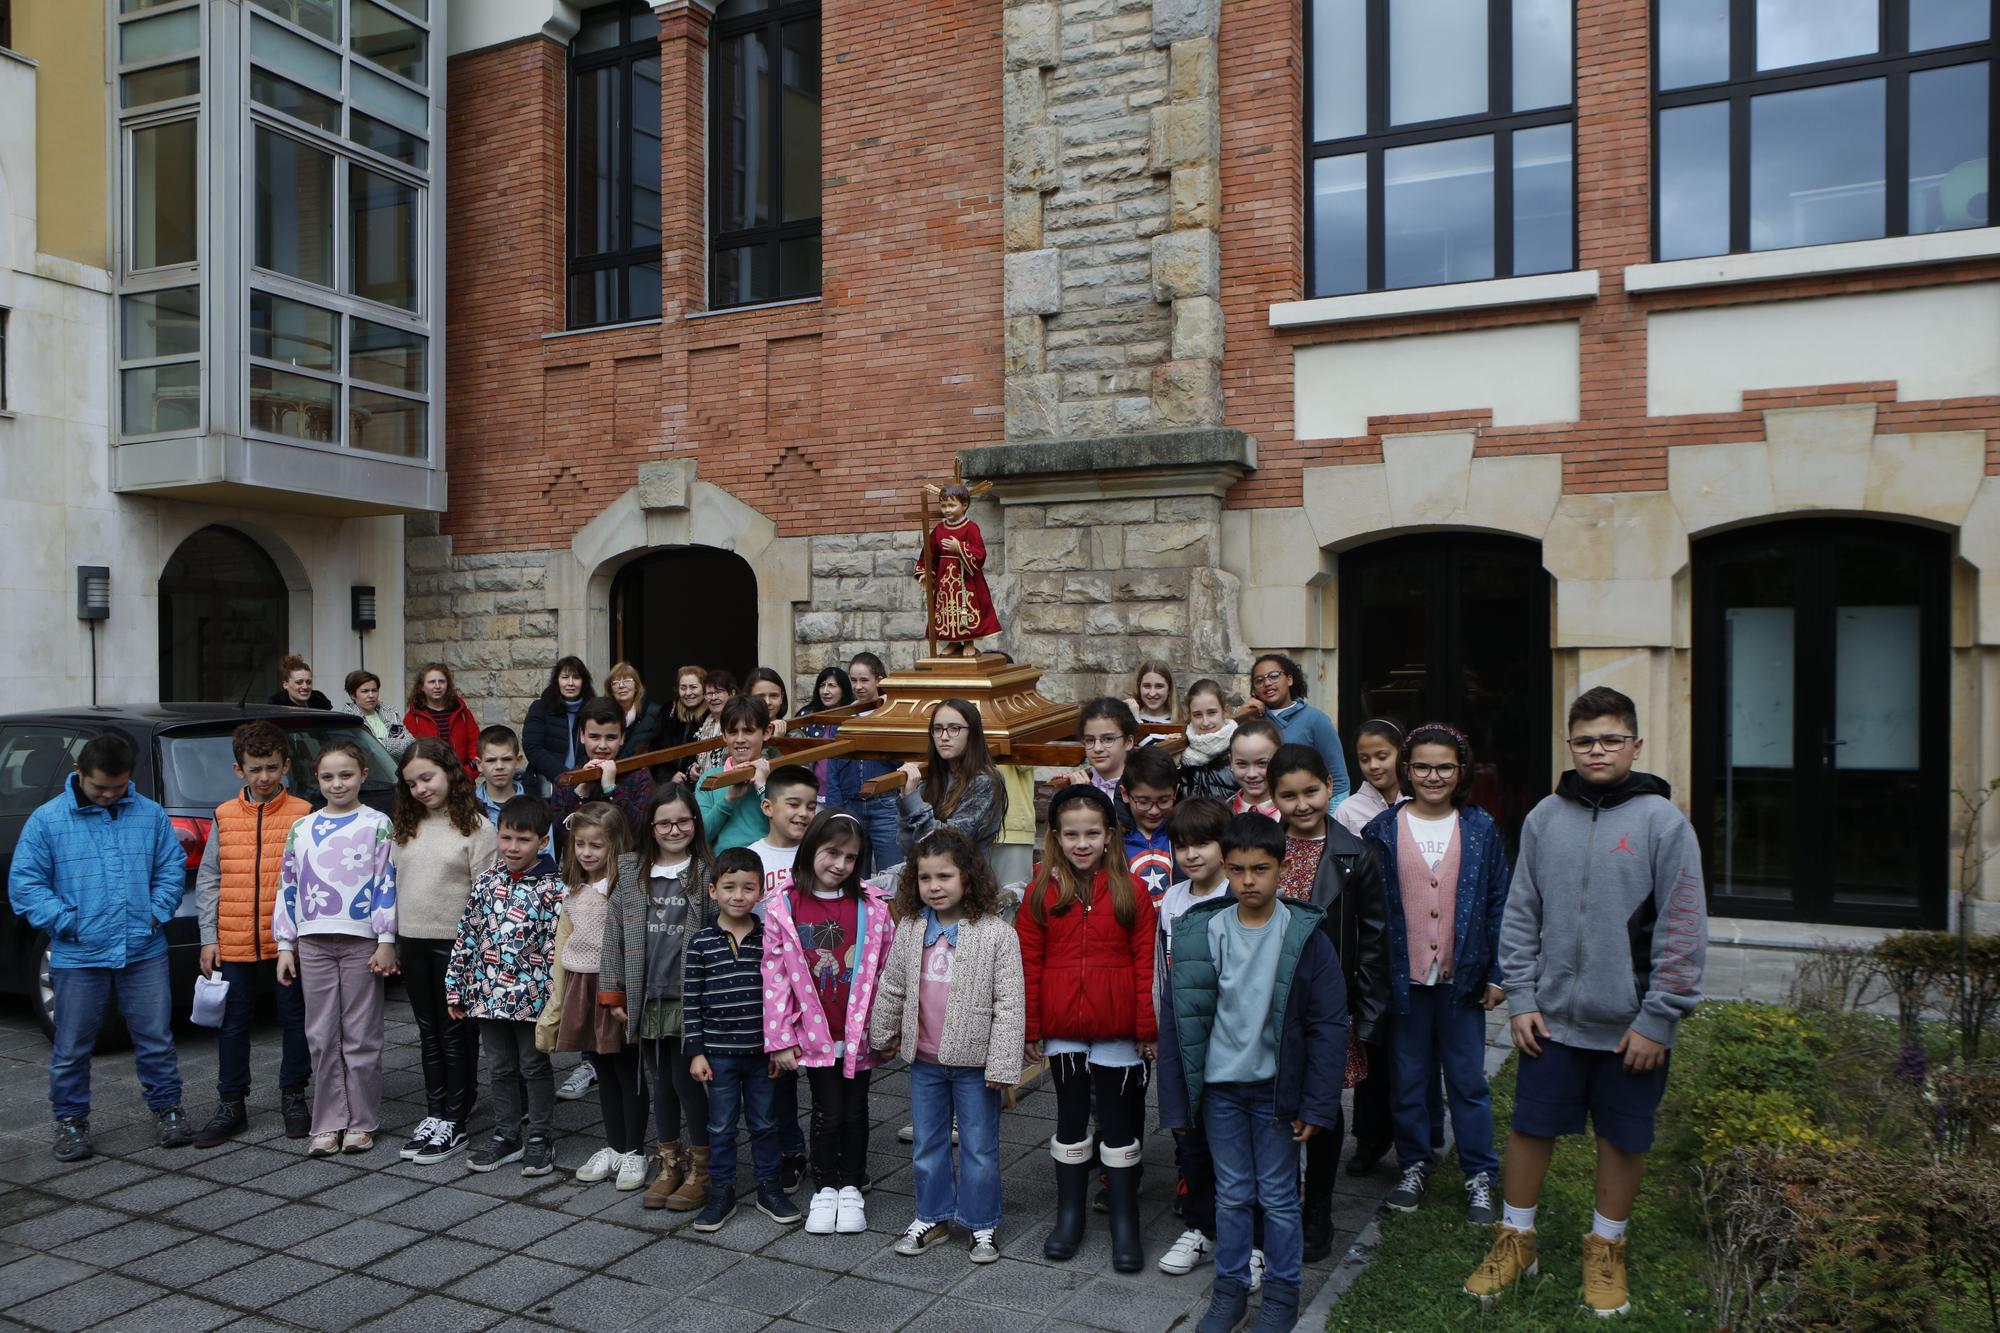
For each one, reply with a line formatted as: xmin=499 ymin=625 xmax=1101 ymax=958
xmin=839 ymin=653 xmax=1078 ymax=758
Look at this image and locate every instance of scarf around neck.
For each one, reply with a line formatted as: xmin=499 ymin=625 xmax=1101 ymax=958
xmin=1181 ymin=717 xmax=1238 ymax=766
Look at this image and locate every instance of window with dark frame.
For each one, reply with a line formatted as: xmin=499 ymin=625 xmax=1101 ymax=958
xmin=566 ymin=2 xmax=663 ymax=329
xmin=1654 ymin=0 xmax=1994 ymax=261
xmin=0 ymin=309 xmax=8 ymax=412
xmin=709 ymin=0 xmax=821 ymax=310
xmin=1306 ymin=0 xmax=1577 ymax=298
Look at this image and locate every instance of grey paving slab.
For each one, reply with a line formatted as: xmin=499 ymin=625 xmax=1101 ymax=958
xmin=32 ymin=1159 xmax=154 ymax=1199
xmin=217 ymin=1201 xmax=349 ymax=1249
xmin=540 ymin=1274 xmax=675 ymax=1333
xmin=96 ymin=1170 xmax=221 ymax=1215
xmin=900 ymin=1298 xmax=1045 ymax=1333
xmin=119 ymin=1235 xmax=266 ymax=1288
xmin=0 ymin=1202 xmax=124 ymax=1250
xmin=0 ymin=1253 xmax=97 ymax=1306
xmin=311 ymin=1169 xmax=432 ymax=1215
xmin=366 ymin=1235 xmax=511 ymax=1291
xmin=375 ymin=1184 xmax=504 ymax=1231
xmin=627 ymin=1297 xmax=788 ymax=1333
xmin=524 ymin=1218 xmax=654 ymax=1267
xmin=604 ymin=1236 xmax=740 ymax=1291
xmin=308 ymin=1217 xmax=428 ymax=1268
xmin=947 ymin=1257 xmax=1095 ymax=1315
xmin=441 ymin=1252 xmax=584 ymax=1309
xmin=197 ymin=1252 xmax=344 ymax=1311
xmin=353 ymin=1292 xmax=502 ymax=1332
xmin=181 ymin=1144 xmax=301 ymax=1185
xmin=7 ymin=1271 xmax=165 ymax=1331
xmin=786 ymin=1274 xmax=935 ymax=1332
xmin=123 ymin=1292 xmax=246 ymax=1331
xmin=53 ymin=1217 xmax=195 ymax=1268
xmin=689 ymin=1254 xmax=814 ymax=1318
xmin=262 ymin=1274 xmax=414 ymax=1331
xmin=451 ymin=1202 xmax=578 ymax=1253
xmin=161 ymin=1184 xmax=285 ymax=1231
xmin=1046 ymin=1273 xmax=1205 ymax=1333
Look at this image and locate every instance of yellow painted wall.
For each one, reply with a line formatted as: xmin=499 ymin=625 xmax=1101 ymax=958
xmin=13 ymin=0 xmax=108 ymax=268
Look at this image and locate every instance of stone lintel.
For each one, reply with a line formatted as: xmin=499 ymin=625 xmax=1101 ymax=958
xmin=961 ymin=428 xmax=1255 ymax=504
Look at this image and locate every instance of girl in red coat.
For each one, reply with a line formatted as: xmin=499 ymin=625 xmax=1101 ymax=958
xmin=403 ymin=663 xmax=481 ymax=778
xmin=1016 ymin=784 xmax=1157 ymax=1274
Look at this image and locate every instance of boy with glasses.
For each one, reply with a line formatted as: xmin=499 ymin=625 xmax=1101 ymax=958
xmin=1464 ymin=687 xmax=1707 ymax=1319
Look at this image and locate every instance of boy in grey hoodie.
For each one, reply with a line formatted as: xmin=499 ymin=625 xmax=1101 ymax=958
xmin=1464 ymin=687 xmax=1706 ymax=1319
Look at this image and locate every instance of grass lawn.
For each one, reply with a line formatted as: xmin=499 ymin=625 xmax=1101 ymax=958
xmin=1327 ymin=1059 xmax=1714 ymax=1331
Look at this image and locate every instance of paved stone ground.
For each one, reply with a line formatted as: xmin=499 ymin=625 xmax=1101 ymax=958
xmin=0 ymin=994 xmax=1394 ymax=1332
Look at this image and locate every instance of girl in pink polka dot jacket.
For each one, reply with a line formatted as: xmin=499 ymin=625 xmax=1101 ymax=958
xmin=762 ymin=810 xmax=894 ymax=1236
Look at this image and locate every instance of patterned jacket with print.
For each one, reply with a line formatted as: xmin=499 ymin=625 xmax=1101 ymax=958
xmin=445 ymin=850 xmax=565 ymax=1022
xmin=762 ymin=880 xmax=895 ymax=1078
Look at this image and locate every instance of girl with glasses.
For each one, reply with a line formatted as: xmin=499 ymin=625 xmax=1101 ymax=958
xmin=895 ymin=699 xmax=1007 ymax=870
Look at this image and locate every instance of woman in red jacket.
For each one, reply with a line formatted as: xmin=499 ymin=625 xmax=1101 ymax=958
xmin=403 ymin=662 xmax=481 ymax=777
xmin=1016 ymin=784 xmax=1157 ymax=1274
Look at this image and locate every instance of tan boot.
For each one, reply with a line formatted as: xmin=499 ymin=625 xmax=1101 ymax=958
xmin=1464 ymin=1224 xmax=1538 ymax=1308
xmin=642 ymin=1140 xmax=684 ymax=1211
xmin=1580 ymin=1232 xmax=1630 ymax=1317
xmin=667 ymin=1144 xmax=709 ymax=1212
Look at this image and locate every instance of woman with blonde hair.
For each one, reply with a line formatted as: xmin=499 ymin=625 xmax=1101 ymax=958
xmin=604 ymin=662 xmax=665 ymax=757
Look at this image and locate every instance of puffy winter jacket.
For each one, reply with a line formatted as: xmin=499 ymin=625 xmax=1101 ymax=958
xmin=201 ymin=787 xmax=312 ymax=961
xmin=406 ymin=700 xmax=481 ymax=777
xmin=1016 ymin=869 xmax=1158 ymax=1045
xmin=9 ymin=776 xmax=184 ymax=970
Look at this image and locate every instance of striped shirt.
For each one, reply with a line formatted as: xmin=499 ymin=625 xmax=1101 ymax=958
xmin=682 ymin=921 xmax=766 ymax=1057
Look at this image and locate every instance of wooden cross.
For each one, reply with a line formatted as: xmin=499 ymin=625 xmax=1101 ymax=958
xmin=908 ymin=457 xmax=993 ymax=658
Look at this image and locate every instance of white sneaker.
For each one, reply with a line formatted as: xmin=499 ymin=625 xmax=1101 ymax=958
xmin=614 ymin=1151 xmax=648 ymax=1191
xmin=1157 ymin=1228 xmax=1214 ymax=1275
xmin=574 ymin=1146 xmax=619 ymax=1183
xmin=805 ymin=1186 xmax=841 ymax=1235
xmin=1249 ymin=1247 xmax=1266 ymax=1293
xmin=556 ymin=1062 xmax=598 ymax=1100
xmin=835 ymin=1185 xmax=867 ymax=1234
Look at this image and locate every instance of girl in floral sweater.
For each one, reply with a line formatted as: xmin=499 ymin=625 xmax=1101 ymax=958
xmin=273 ymin=741 xmax=399 ymax=1158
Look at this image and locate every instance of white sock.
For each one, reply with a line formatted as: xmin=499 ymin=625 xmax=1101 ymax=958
xmin=1591 ymin=1210 xmax=1628 ymax=1242
xmin=1502 ymin=1203 xmax=1537 ymax=1233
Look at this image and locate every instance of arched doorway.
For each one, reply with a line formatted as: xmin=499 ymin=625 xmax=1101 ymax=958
xmin=159 ymin=526 xmax=290 ymax=703
xmin=1338 ymin=534 xmax=1552 ymax=848
xmin=1692 ymin=519 xmax=1948 ymax=928
xmin=609 ymin=547 xmax=759 ymax=700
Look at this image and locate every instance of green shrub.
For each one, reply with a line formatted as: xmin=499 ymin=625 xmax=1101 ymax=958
xmin=1664 ymin=1003 xmax=1831 ymax=1164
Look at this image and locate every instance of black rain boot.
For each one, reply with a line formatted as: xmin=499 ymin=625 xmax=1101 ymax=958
xmin=1102 ymin=1140 xmax=1145 ymax=1274
xmin=1043 ymin=1137 xmax=1094 ymax=1261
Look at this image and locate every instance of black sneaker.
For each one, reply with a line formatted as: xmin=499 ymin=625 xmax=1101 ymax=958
xmin=468 ymin=1136 xmax=523 ymax=1172
xmin=400 ymin=1116 xmax=444 ymax=1161
xmin=155 ymin=1106 xmax=194 ymax=1149
xmin=521 ymin=1134 xmax=556 ymax=1177
xmin=52 ymin=1117 xmax=92 ymax=1163
xmin=778 ymin=1152 xmax=808 ymax=1193
xmin=1386 ymin=1164 xmax=1429 ymax=1213
xmin=412 ymin=1120 xmax=467 ymax=1166
xmin=1465 ymin=1172 xmax=1497 ymax=1227
xmin=756 ymin=1182 xmax=802 ymax=1225
xmin=281 ymin=1089 xmax=312 ymax=1140
xmin=692 ymin=1190 xmax=737 ymax=1233
xmin=193 ymin=1100 xmax=247 ymax=1149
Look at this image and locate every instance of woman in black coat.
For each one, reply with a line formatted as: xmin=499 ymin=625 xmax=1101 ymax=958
xmin=521 ymin=656 xmax=593 ymax=788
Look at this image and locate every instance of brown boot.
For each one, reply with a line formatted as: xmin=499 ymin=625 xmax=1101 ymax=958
xmin=642 ymin=1140 xmax=684 ymax=1211
xmin=667 ymin=1144 xmax=709 ymax=1212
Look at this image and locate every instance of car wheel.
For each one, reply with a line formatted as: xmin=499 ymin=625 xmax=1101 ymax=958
xmin=31 ymin=935 xmax=54 ymax=1039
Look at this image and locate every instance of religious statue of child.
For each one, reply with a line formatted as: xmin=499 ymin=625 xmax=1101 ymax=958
xmin=916 ymin=482 xmax=1000 ymax=655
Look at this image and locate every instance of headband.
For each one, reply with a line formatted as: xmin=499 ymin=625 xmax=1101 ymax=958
xmin=822 ymin=811 xmax=863 ymax=827
xmin=1358 ymin=717 xmax=1404 ymax=744
xmin=1048 ymin=782 xmax=1117 ymax=827
xmin=1407 ymin=721 xmax=1471 ymax=751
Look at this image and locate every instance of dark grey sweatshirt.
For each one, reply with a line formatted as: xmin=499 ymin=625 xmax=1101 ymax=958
xmin=1499 ymin=771 xmax=1708 ymax=1050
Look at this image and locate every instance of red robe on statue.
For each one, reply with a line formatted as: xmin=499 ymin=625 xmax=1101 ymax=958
xmin=919 ymin=516 xmax=1001 ymax=645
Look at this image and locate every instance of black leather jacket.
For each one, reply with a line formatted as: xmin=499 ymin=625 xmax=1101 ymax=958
xmin=1307 ymin=821 xmax=1390 ymax=1043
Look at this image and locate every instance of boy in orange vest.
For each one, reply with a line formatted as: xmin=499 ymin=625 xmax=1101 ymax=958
xmin=193 ymin=721 xmax=314 ymax=1145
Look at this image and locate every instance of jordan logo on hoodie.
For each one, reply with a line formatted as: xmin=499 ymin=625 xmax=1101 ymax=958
xmin=1611 ymin=834 xmax=1637 ymax=857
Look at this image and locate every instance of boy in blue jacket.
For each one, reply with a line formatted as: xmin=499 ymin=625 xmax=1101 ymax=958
xmin=7 ymin=734 xmax=193 ymax=1160
xmin=1159 ymin=813 xmax=1348 ymax=1333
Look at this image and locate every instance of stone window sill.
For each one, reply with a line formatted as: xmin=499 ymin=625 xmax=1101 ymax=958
xmin=542 ymin=319 xmax=663 ymax=341
xmin=1624 ymin=229 xmax=2000 ymax=293
xmin=1268 ymin=270 xmax=1600 ymax=329
xmin=686 ymin=296 xmax=822 ymax=321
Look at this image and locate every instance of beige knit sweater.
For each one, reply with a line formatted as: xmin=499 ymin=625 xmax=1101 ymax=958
xmin=391 ymin=813 xmax=499 ymax=940
xmin=869 ymin=913 xmax=1027 ymax=1086
xmin=558 ymin=884 xmax=608 ymax=973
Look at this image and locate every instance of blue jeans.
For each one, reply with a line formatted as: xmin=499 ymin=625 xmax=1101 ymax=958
xmin=1392 ymin=985 xmax=1498 ymax=1178
xmin=1205 ymin=1079 xmax=1303 ymax=1288
xmin=218 ymin=958 xmax=309 ymax=1100
xmin=857 ymin=793 xmax=902 ymax=872
xmin=909 ymin=1060 xmax=1003 ymax=1231
xmin=705 ymin=1052 xmax=781 ymax=1190
xmin=50 ymin=952 xmax=181 ymax=1121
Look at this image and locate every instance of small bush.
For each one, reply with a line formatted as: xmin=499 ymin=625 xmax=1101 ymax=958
xmin=1666 ymin=1003 xmax=1831 ymax=1163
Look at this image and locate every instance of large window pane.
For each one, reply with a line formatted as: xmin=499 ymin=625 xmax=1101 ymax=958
xmin=352 ymin=63 xmax=428 ymax=130
xmin=779 ymin=23 xmax=819 ymax=223
xmin=1513 ymin=0 xmax=1572 ymax=110
xmin=123 ymin=363 xmax=201 ymax=434
xmin=251 ymin=67 xmax=338 ymax=129
xmin=251 ymin=0 xmax=338 ymax=42
xmin=575 ymin=7 xmax=624 ymax=53
xmin=350 ymin=111 xmax=427 ymax=167
xmin=1384 ymin=134 xmax=1494 ymax=287
xmin=1756 ymin=0 xmax=1877 ymax=71
xmin=350 ymin=388 xmax=425 ymax=457
xmin=121 ymin=60 xmax=199 ymax=109
xmin=349 ymin=166 xmax=419 ymax=309
xmin=1658 ymin=101 xmax=1730 ymax=259
xmin=631 ymin=57 xmax=662 ymax=245
xmin=250 ymin=291 xmax=337 ymax=372
xmin=1513 ymin=124 xmax=1572 ymax=274
xmin=254 ymin=128 xmax=334 ymax=285
xmin=120 ymin=8 xmax=199 ymax=63
xmin=572 ymin=65 xmax=618 ymax=256
xmin=1912 ymin=0 xmax=1990 ymax=49
xmin=568 ymin=270 xmax=615 ymax=328
xmin=1909 ymin=62 xmax=1989 ymax=233
xmin=714 ymin=244 xmax=773 ymax=307
xmin=1749 ymin=79 xmax=1885 ymax=250
xmin=1312 ymin=0 xmax=1366 ymax=141
xmin=131 ymin=119 xmax=198 ymax=269
xmin=251 ymin=15 xmax=340 ymax=92
xmin=716 ymin=30 xmax=771 ymax=231
xmin=1312 ymin=153 xmax=1367 ymax=295
xmin=351 ymin=0 xmax=426 ymax=84
xmin=626 ymin=262 xmax=664 ymax=318
xmin=776 ymin=239 xmax=817 ymax=300
xmin=250 ymin=365 xmax=337 ymax=443
xmin=121 ymin=287 xmax=200 ymax=360
xmin=1389 ymin=0 xmax=1488 ymax=124
xmin=350 ymin=318 xmax=426 ymax=391
xmin=1659 ymin=0 xmax=1730 ymax=88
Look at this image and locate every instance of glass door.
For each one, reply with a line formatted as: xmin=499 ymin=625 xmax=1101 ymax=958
xmin=1692 ymin=520 xmax=1948 ymax=927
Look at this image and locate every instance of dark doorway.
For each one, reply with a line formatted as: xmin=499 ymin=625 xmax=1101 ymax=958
xmin=1339 ymin=534 xmax=1552 ymax=849
xmin=610 ymin=547 xmax=759 ymax=700
xmin=159 ymin=526 xmax=290 ymax=703
xmin=1692 ymin=519 xmax=1948 ymax=928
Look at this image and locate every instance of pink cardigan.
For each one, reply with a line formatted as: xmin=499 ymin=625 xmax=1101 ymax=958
xmin=762 ymin=880 xmax=895 ymax=1078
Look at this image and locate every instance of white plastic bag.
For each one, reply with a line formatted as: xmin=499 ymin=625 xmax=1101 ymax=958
xmin=191 ymin=973 xmax=230 ymax=1028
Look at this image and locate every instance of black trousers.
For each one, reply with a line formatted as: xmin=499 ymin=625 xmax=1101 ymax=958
xmin=596 ymin=1049 xmax=646 ymax=1153
xmin=1051 ymin=1053 xmax=1147 ymax=1150
xmin=400 ymin=937 xmax=478 ymax=1124
xmin=805 ymin=1065 xmax=872 ymax=1189
xmin=1351 ymin=1035 xmax=1393 ymax=1149
xmin=642 ymin=1036 xmax=708 ymax=1148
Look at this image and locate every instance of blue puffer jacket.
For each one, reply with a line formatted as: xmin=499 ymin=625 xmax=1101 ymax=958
xmin=8 ymin=776 xmax=185 ymax=969
xmin=1363 ymin=801 xmax=1511 ymax=1014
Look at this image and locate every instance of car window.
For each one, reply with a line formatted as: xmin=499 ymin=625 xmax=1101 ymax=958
xmin=0 ymin=726 xmax=94 ymax=817
xmin=157 ymin=721 xmax=401 ymax=810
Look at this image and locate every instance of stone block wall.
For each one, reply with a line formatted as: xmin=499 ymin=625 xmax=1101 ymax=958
xmin=404 ymin=513 xmax=561 ymax=733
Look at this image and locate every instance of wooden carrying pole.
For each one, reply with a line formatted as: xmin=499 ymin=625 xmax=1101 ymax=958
xmin=697 ymin=741 xmax=853 ymax=791
xmin=555 ymin=701 xmax=870 ymax=787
